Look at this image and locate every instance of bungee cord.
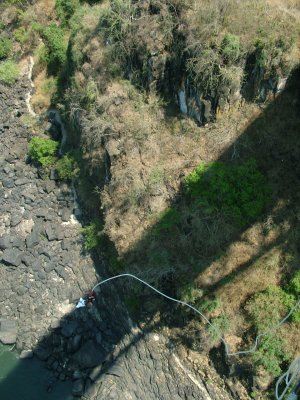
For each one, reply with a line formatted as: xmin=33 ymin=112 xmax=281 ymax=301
xmin=91 ymin=273 xmax=300 ymax=357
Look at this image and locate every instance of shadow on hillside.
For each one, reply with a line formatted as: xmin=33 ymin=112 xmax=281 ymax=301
xmin=1 ymin=67 xmax=300 ymax=399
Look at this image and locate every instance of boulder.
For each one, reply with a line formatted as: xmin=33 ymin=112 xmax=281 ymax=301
xmin=34 ymin=346 xmax=50 ymax=361
xmin=26 ymin=230 xmax=40 ymax=248
xmin=0 ymin=319 xmax=18 ymax=344
xmin=20 ymin=349 xmax=33 ymax=359
xmin=10 ymin=214 xmax=23 ymax=227
xmin=72 ymin=340 xmax=106 ymax=368
xmin=61 ymin=320 xmax=79 ymax=338
xmin=0 ymin=235 xmax=13 ymax=250
xmin=2 ymin=248 xmax=22 ymax=266
xmin=72 ymin=379 xmax=84 ymax=397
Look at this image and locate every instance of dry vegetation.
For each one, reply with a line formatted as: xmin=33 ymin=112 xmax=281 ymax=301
xmin=2 ymin=0 xmax=300 ymax=396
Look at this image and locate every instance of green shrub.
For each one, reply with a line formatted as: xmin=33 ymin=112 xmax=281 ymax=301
xmin=42 ymin=24 xmax=67 ymax=74
xmin=81 ymin=221 xmax=103 ymax=251
xmin=13 ymin=27 xmax=29 ymax=45
xmin=0 ymin=60 xmax=19 ymax=85
xmin=197 ymin=298 xmax=221 ymax=313
xmin=0 ymin=22 xmax=6 ymax=32
xmin=28 ymin=137 xmax=59 ymax=167
xmin=289 ymin=270 xmax=300 ymax=294
xmin=153 ymin=207 xmax=180 ymax=234
xmin=55 ymin=0 xmax=80 ymax=26
xmin=185 ymin=159 xmax=269 ymax=226
xmin=253 ymin=335 xmax=291 ymax=377
xmin=208 ymin=314 xmax=230 ymax=342
xmin=55 ymin=153 xmax=77 ymax=180
xmin=220 ymin=33 xmax=240 ymax=64
xmin=0 ymin=38 xmax=12 ymax=59
xmin=178 ymin=283 xmax=203 ymax=305
xmin=245 ymin=286 xmax=295 ymax=331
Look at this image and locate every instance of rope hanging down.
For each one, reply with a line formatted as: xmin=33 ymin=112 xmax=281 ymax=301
xmin=91 ymin=273 xmax=300 ymax=357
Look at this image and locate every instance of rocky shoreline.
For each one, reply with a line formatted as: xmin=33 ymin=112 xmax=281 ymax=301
xmin=0 ymin=63 xmax=234 ymax=400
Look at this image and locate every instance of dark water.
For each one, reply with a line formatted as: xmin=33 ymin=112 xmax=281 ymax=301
xmin=0 ymin=344 xmax=74 ymax=400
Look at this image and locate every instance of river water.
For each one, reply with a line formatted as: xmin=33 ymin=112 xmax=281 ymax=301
xmin=0 ymin=344 xmax=74 ymax=399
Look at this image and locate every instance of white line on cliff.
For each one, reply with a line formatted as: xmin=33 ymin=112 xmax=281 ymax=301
xmin=92 ymin=273 xmax=300 ymax=358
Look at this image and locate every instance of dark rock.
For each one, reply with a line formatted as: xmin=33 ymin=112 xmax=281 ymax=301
xmin=61 ymin=239 xmax=72 ymax=251
xmin=37 ymin=247 xmax=51 ymax=258
xmin=72 ymin=379 xmax=84 ymax=397
xmin=26 ymin=230 xmax=40 ymax=248
xmin=61 ymin=208 xmax=71 ymax=222
xmin=13 ymin=236 xmax=24 ymax=248
xmin=61 ymin=320 xmax=79 ymax=338
xmin=15 ymin=178 xmax=28 ymax=186
xmin=0 ymin=235 xmax=13 ymax=250
xmin=50 ymin=169 xmax=58 ymax=180
xmin=44 ymin=180 xmax=56 ymax=194
xmin=35 ymin=208 xmax=48 ymax=218
xmin=2 ymin=178 xmax=14 ymax=188
xmin=2 ymin=248 xmax=22 ymax=266
xmin=89 ymin=365 xmax=102 ymax=382
xmin=0 ymin=319 xmax=18 ymax=344
xmin=10 ymin=214 xmax=23 ymax=227
xmin=73 ymin=340 xmax=106 ymax=368
xmin=17 ymin=286 xmax=27 ymax=296
xmin=21 ymin=253 xmax=33 ymax=267
xmin=34 ymin=346 xmax=50 ymax=361
xmin=46 ymin=226 xmax=57 ymax=241
xmin=67 ymin=334 xmax=82 ymax=353
xmin=106 ymin=364 xmax=123 ymax=378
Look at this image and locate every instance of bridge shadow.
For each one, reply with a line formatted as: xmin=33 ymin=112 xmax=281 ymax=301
xmin=0 ymin=65 xmax=300 ymax=399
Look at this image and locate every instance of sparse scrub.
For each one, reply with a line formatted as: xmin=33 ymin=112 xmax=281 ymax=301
xmin=28 ymin=137 xmax=59 ymax=167
xmin=0 ymin=60 xmax=19 ymax=85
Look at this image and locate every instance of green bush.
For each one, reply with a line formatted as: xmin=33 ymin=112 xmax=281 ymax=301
xmin=13 ymin=27 xmax=30 ymax=45
xmin=220 ymin=33 xmax=240 ymax=63
xmin=253 ymin=335 xmax=291 ymax=377
xmin=55 ymin=153 xmax=77 ymax=180
xmin=153 ymin=207 xmax=180 ymax=234
xmin=185 ymin=159 xmax=269 ymax=226
xmin=208 ymin=313 xmax=230 ymax=342
xmin=42 ymin=24 xmax=67 ymax=74
xmin=0 ymin=38 xmax=12 ymax=60
xmin=289 ymin=270 xmax=300 ymax=294
xmin=56 ymin=0 xmax=80 ymax=26
xmin=28 ymin=137 xmax=59 ymax=167
xmin=245 ymin=286 xmax=295 ymax=331
xmin=0 ymin=60 xmax=19 ymax=85
xmin=81 ymin=221 xmax=103 ymax=251
xmin=178 ymin=283 xmax=203 ymax=305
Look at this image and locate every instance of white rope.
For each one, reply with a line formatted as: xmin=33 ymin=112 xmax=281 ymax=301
xmin=275 ymin=356 xmax=300 ymax=400
xmin=92 ymin=273 xmax=300 ymax=357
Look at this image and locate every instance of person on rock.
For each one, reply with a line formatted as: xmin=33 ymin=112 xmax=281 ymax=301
xmin=86 ymin=289 xmax=96 ymax=306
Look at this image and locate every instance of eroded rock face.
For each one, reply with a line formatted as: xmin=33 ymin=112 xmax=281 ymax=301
xmin=0 ymin=67 xmax=236 ymax=400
